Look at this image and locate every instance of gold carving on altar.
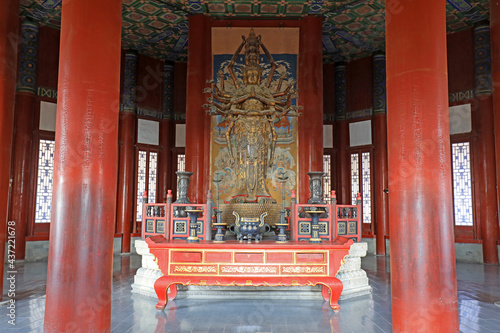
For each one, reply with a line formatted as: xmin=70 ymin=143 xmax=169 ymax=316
xmin=205 ymin=28 xmax=301 ymax=204
xmin=282 ymin=266 xmax=326 ymax=275
xmin=172 ymin=265 xmax=217 ymax=274
xmin=220 ymin=265 xmax=278 ymax=274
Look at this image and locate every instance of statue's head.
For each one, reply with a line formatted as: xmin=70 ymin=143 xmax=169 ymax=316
xmin=243 ymin=65 xmax=262 ymax=85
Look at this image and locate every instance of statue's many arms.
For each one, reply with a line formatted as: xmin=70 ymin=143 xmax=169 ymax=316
xmin=204 ymin=29 xmax=301 ymax=203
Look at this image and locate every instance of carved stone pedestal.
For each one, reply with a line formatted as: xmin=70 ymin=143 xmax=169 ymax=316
xmin=132 ymin=240 xmax=372 ymax=300
xmin=131 ymin=239 xmax=162 ymax=297
xmin=337 ymin=242 xmax=372 ymax=300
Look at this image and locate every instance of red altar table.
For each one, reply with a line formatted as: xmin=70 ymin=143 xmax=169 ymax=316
xmin=146 ymin=235 xmax=353 ymax=312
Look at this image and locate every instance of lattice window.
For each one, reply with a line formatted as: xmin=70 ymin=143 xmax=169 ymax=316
xmin=177 ymin=154 xmax=185 ymax=172
xmin=351 ymin=151 xmax=372 ymax=225
xmin=451 ymin=142 xmax=473 ymax=226
xmin=136 ymin=149 xmax=159 ymax=222
xmin=136 ymin=151 xmax=147 ymax=222
xmin=323 ymin=155 xmax=331 ymax=203
xmin=350 ymin=153 xmax=359 ymax=205
xmin=148 ymin=152 xmax=158 ymax=203
xmin=361 ymin=152 xmax=372 ymax=224
xmin=34 ymin=140 xmax=55 ymax=223
xmin=176 ymin=154 xmax=186 ymax=199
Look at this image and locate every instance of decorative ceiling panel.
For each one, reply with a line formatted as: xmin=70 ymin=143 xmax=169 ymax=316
xmin=19 ymin=0 xmax=490 ymax=63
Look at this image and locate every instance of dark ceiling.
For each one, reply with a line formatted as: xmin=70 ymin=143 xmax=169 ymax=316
xmin=20 ymin=0 xmax=490 ymax=62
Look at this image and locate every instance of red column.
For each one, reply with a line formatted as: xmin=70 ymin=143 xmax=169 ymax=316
xmin=490 ymin=0 xmax=500 ymax=253
xmin=333 ymin=62 xmax=349 ymax=205
xmin=9 ymin=92 xmax=35 ymax=259
xmin=116 ymin=51 xmax=137 ymax=253
xmin=474 ymin=22 xmax=499 ymax=264
xmin=116 ymin=112 xmax=135 ymax=253
xmin=158 ymin=118 xmax=173 ymax=201
xmin=10 ymin=20 xmax=39 ymax=260
xmin=43 ymin=0 xmax=121 ymax=331
xmin=386 ymin=1 xmax=458 ymax=331
xmin=158 ymin=62 xmax=175 ymax=201
xmin=298 ymin=16 xmax=323 ymax=203
xmin=373 ymin=52 xmax=389 ymax=255
xmin=374 ymin=113 xmax=388 ymax=255
xmin=0 ymin=0 xmax=19 ymax=302
xmin=476 ymin=95 xmax=499 ymax=263
xmin=185 ymin=15 xmax=211 ymax=203
xmin=335 ymin=120 xmax=349 ymax=204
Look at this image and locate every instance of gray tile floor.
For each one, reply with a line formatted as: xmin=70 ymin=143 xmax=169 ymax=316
xmin=1 ymin=254 xmax=499 ymax=332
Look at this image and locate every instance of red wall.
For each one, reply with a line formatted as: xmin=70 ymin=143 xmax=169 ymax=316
xmin=447 ymin=28 xmax=474 ymax=94
xmin=323 ymin=63 xmax=335 ymax=116
xmin=136 ymin=54 xmax=163 ymax=111
xmin=37 ymin=26 xmax=60 ymax=90
xmin=346 ymin=56 xmax=372 ymax=112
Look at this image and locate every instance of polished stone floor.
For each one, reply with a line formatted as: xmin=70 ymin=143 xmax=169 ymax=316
xmin=1 ymin=254 xmax=499 ymax=332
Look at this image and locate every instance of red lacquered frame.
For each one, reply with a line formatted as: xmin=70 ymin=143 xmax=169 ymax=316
xmin=147 ymin=235 xmax=353 ymax=312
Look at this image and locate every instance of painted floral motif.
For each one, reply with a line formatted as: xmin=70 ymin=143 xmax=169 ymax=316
xmin=173 ymin=265 xmax=217 ymax=273
xmin=282 ymin=266 xmax=326 ymax=274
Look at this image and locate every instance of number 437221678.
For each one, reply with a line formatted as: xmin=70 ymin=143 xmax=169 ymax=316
xmin=7 ymin=221 xmax=15 ymax=266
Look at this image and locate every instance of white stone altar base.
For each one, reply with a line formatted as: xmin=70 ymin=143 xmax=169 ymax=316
xmin=131 ymin=240 xmax=372 ymax=300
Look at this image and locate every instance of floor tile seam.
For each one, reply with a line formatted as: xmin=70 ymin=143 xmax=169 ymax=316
xmin=458 ymin=322 xmax=487 ymax=333
xmin=371 ymin=318 xmax=392 ymax=333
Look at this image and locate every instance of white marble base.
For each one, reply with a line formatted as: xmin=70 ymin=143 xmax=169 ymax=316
xmin=131 ymin=240 xmax=372 ymax=300
xmin=337 ymin=242 xmax=372 ymax=300
xmin=131 ymin=239 xmax=163 ymax=298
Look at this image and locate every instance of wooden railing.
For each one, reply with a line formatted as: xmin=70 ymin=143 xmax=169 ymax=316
xmin=142 ymin=189 xmax=362 ymax=242
xmin=290 ymin=191 xmax=362 ymax=242
xmin=141 ymin=190 xmax=211 ymax=241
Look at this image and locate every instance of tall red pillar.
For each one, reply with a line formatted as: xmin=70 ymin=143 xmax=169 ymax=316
xmin=43 ymin=0 xmax=122 ymax=331
xmin=10 ymin=21 xmax=39 ymax=260
xmin=298 ymin=16 xmax=323 ymax=203
xmin=474 ymin=23 xmax=499 ymax=264
xmin=477 ymin=95 xmax=499 ymax=263
xmin=386 ymin=1 xmax=459 ymax=332
xmin=373 ymin=53 xmax=389 ymax=255
xmin=374 ymin=113 xmax=388 ymax=255
xmin=9 ymin=92 xmax=35 ymax=260
xmin=334 ymin=63 xmax=349 ymax=204
xmin=116 ymin=51 xmax=137 ymax=253
xmin=335 ymin=120 xmax=349 ymax=204
xmin=158 ymin=118 xmax=173 ymax=200
xmin=158 ymin=62 xmax=175 ymax=201
xmin=185 ymin=15 xmax=211 ymax=203
xmin=116 ymin=112 xmax=135 ymax=253
xmin=490 ymin=0 xmax=500 ymax=254
xmin=0 ymin=0 xmax=19 ymax=302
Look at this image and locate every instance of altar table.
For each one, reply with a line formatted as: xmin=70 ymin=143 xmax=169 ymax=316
xmin=146 ymin=235 xmax=353 ymax=312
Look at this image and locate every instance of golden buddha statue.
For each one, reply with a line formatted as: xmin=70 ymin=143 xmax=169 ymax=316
xmin=204 ymin=29 xmax=301 ymax=204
